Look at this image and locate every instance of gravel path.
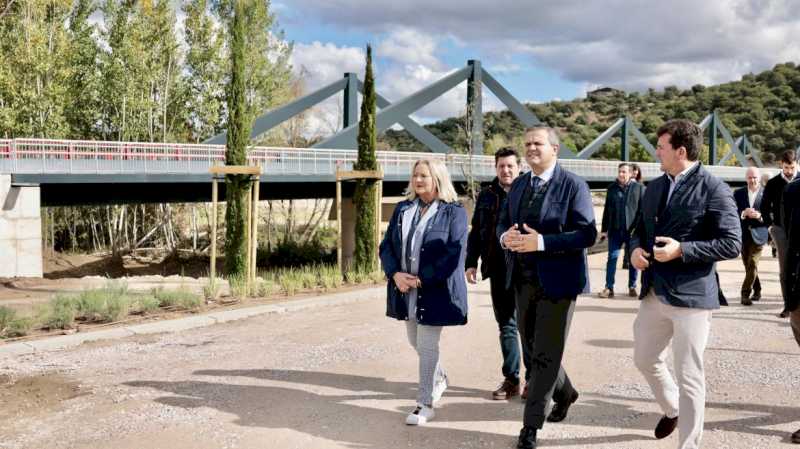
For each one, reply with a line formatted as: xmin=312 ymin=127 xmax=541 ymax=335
xmin=1 ymin=250 xmax=798 ymax=449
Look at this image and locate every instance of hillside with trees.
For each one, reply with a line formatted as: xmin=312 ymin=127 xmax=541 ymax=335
xmin=381 ymin=62 xmax=800 ymax=164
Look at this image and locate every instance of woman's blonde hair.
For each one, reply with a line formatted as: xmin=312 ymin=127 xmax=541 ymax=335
xmin=405 ymin=158 xmax=459 ymax=203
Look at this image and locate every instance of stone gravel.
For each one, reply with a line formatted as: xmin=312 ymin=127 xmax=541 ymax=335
xmin=1 ymin=251 xmax=799 ymax=448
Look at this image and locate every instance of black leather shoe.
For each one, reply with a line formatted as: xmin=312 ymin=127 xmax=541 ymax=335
xmin=751 ymin=292 xmax=761 ymax=301
xmin=547 ymin=390 xmax=579 ymax=422
xmin=516 ymin=426 xmax=537 ymax=449
xmin=780 ymin=309 xmax=790 ymax=318
xmin=741 ymin=296 xmax=753 ymax=306
xmin=791 ymin=428 xmax=800 ymax=444
xmin=655 ymin=415 xmax=678 ymax=439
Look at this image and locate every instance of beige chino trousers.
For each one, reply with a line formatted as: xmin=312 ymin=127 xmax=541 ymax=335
xmin=634 ymin=291 xmax=713 ymax=449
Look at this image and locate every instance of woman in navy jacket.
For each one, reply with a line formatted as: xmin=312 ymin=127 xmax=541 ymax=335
xmin=379 ymin=158 xmax=468 ymax=426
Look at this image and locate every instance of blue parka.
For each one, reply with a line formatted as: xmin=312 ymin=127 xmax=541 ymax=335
xmin=379 ymin=200 xmax=468 ymax=326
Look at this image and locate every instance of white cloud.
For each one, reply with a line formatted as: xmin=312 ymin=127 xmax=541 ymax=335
xmin=286 ymin=0 xmax=800 ymax=92
xmin=288 ymin=31 xmax=505 ymax=136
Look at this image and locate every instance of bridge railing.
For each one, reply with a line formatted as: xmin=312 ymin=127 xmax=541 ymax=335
xmin=0 ymin=138 xmax=760 ymax=183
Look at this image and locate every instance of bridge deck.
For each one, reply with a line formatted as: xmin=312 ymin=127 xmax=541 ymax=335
xmin=0 ymin=139 xmax=766 ymax=205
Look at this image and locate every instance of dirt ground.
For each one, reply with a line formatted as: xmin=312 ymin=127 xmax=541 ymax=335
xmin=1 ymin=248 xmax=798 ymax=449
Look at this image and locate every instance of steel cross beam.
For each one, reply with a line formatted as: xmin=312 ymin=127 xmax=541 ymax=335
xmin=576 ymin=118 xmax=625 ymax=159
xmin=714 ymin=117 xmax=750 ymax=167
xmin=357 ymin=81 xmax=453 ymax=153
xmin=203 ymin=78 xmax=349 ymax=145
xmin=315 ymin=66 xmax=473 ymax=149
xmin=575 ymin=116 xmax=656 ymax=161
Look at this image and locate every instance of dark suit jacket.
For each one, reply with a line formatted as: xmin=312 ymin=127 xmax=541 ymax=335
xmin=734 ymin=186 xmax=769 ymax=246
xmin=465 ymin=177 xmax=507 ymax=280
xmin=783 ymin=179 xmax=800 ymax=309
xmin=631 ymin=163 xmax=741 ymax=309
xmin=380 ymin=200 xmax=469 ymax=326
xmin=601 ymin=180 xmax=645 ymax=233
xmin=496 ymin=163 xmax=597 ymax=299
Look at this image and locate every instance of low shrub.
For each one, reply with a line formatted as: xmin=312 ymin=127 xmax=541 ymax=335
xmin=5 ymin=317 xmax=34 ymax=338
xmin=0 ymin=306 xmax=16 ymax=335
xmin=131 ymin=295 xmax=160 ymax=315
xmin=151 ymin=287 xmax=202 ymax=311
xmin=46 ymin=295 xmax=77 ymax=330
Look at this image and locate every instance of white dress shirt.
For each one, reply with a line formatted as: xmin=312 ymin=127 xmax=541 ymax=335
xmin=666 ymin=161 xmax=699 ymax=205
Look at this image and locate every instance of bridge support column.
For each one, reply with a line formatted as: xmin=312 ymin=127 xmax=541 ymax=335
xmin=0 ymin=175 xmax=43 ymax=278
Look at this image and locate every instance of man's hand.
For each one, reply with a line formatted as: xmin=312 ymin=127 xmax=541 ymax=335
xmin=653 ymin=236 xmax=682 ymax=262
xmin=466 ymin=267 xmax=479 ymax=284
xmin=392 ymin=272 xmax=419 ymax=293
xmin=744 ymin=208 xmax=762 ymax=220
xmin=631 ymin=247 xmax=650 ymax=270
xmin=506 ymin=223 xmax=539 ymax=253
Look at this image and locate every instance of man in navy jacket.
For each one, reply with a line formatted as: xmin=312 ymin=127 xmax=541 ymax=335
xmin=630 ymin=119 xmax=741 ymax=449
xmin=734 ymin=167 xmax=769 ymax=305
xmin=497 ymin=126 xmax=597 ymax=449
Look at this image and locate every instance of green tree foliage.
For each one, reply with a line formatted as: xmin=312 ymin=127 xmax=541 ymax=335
xmin=381 ymin=62 xmax=800 ymax=161
xmin=353 ymin=44 xmax=378 ymax=272
xmin=223 ymin=0 xmax=250 ymax=276
xmin=183 ymin=0 xmax=226 ymax=142
xmin=0 ymin=0 xmax=73 ymax=138
xmin=99 ymin=0 xmax=184 ymax=142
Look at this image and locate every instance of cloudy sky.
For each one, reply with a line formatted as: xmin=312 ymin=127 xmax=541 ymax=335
xmin=273 ymin=0 xmax=800 ymax=131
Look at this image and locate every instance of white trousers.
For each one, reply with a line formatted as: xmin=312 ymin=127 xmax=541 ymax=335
xmin=633 ymin=292 xmax=712 ymax=449
xmin=405 ymin=317 xmax=445 ymax=407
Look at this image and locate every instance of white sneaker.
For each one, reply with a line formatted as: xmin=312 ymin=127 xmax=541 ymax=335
xmin=405 ymin=405 xmax=435 ymax=425
xmin=431 ymin=375 xmax=448 ymax=404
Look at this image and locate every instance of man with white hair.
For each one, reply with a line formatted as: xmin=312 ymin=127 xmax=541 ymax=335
xmin=734 ymin=166 xmax=769 ymax=305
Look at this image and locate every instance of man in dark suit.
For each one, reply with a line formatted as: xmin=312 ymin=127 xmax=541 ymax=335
xmin=760 ymin=150 xmax=797 ymax=317
xmin=734 ymin=167 xmax=769 ymax=305
xmin=630 ymin=119 xmax=741 ymax=449
xmin=497 ymin=126 xmax=597 ymax=449
xmin=599 ymin=162 xmax=645 ymax=298
xmin=465 ymin=147 xmax=530 ymax=400
xmin=782 ymin=173 xmax=800 ymax=444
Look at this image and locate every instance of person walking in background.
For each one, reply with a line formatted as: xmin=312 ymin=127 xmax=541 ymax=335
xmin=498 ymin=126 xmax=597 ymax=449
xmin=379 ymin=159 xmax=468 ymax=426
xmin=760 ymin=150 xmax=797 ymax=317
xmin=734 ymin=167 xmax=769 ymax=306
xmin=631 ymin=163 xmax=644 ymax=183
xmin=465 ymin=147 xmax=531 ymax=400
xmin=630 ymin=119 xmax=741 ymax=449
xmin=599 ymin=163 xmax=645 ymax=298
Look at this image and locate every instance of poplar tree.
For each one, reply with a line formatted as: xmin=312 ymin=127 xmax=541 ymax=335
xmin=223 ymin=0 xmax=250 ymax=276
xmin=352 ymin=45 xmax=378 ymax=272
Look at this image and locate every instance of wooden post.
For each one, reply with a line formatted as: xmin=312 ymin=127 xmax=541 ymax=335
xmin=336 ymin=176 xmax=342 ymax=273
xmin=250 ymin=175 xmax=260 ymax=285
xmin=245 ymin=181 xmax=252 ymax=295
xmin=374 ymin=179 xmax=382 ymax=271
xmin=210 ymin=178 xmax=218 ymax=282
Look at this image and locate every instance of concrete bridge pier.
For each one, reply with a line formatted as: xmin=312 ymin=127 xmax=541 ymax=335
xmin=0 ymin=175 xmax=43 ymax=278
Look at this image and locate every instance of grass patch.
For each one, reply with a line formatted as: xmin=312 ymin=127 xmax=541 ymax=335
xmin=151 ymin=287 xmax=202 ymax=311
xmin=0 ymin=306 xmax=16 ymax=335
xmin=203 ymin=277 xmax=222 ymax=301
xmin=319 ymin=264 xmax=344 ymax=291
xmin=228 ymin=273 xmax=249 ymax=299
xmin=45 ymin=295 xmax=77 ymax=330
xmin=74 ymin=281 xmax=133 ymax=322
xmin=131 ymin=295 xmax=161 ymax=315
xmin=5 ymin=317 xmax=34 ymax=338
xmin=254 ymin=279 xmax=280 ymax=297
